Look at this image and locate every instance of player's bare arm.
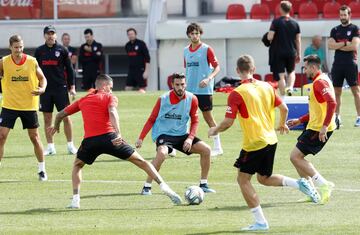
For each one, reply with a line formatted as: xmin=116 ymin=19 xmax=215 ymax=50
xmin=108 ymin=106 xmax=124 ymax=146
xmin=267 ymin=30 xmax=275 ymax=42
xmin=199 ymin=64 xmax=220 ymax=88
xmin=32 ymin=64 xmax=47 ymax=96
xmin=328 ymin=38 xmax=346 ymax=50
xmin=276 ymin=102 xmax=290 ymax=134
xmin=339 ymin=37 xmax=359 ymax=52
xmin=208 ymin=117 xmax=234 ymax=137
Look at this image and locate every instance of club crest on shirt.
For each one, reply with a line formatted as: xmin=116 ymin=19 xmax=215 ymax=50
xmin=226 ymin=106 xmax=232 ymax=114
xmin=135 ymin=45 xmax=139 ymax=50
xmin=55 ymin=51 xmax=60 ymax=57
xmin=159 ymin=139 xmax=164 ymax=144
xmin=93 ymin=46 xmax=97 ymax=51
xmin=347 ymin=31 xmax=351 ymax=36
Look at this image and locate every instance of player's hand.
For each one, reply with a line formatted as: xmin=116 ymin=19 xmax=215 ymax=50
xmin=286 ymin=119 xmax=301 ymax=128
xmin=69 ymin=88 xmax=76 ymax=100
xmin=276 ymin=124 xmax=289 ymax=135
xmin=319 ymin=126 xmax=328 ymax=143
xmin=111 ymin=136 xmax=125 ymax=146
xmin=135 ymin=139 xmax=143 ymax=149
xmin=84 ymin=45 xmax=92 ymax=52
xmin=182 ymin=138 xmax=193 ymax=153
xmin=208 ymin=127 xmax=218 ymax=138
xmin=47 ymin=126 xmax=59 ymax=136
xmin=295 ymin=55 xmax=301 ymax=64
xmin=142 ymin=71 xmax=149 ymax=80
xmin=31 ymin=87 xmax=45 ymax=96
xmin=199 ymin=78 xmax=211 ymax=88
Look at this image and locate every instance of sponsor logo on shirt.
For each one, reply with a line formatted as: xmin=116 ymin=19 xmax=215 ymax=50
xmin=186 ymin=62 xmax=199 ymax=67
xmin=321 ymin=87 xmax=329 ymax=96
xmin=165 ymin=113 xmax=182 ymax=120
xmin=42 ymin=60 xmax=59 ymax=66
xmin=11 ymin=76 xmax=29 ymax=81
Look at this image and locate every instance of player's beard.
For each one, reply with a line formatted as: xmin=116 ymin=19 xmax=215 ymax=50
xmin=174 ymin=88 xmax=184 ymax=97
xmin=341 ymin=18 xmax=349 ymax=25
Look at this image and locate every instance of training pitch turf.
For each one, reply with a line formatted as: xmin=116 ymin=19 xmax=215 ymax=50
xmin=0 ymin=90 xmax=359 ymax=235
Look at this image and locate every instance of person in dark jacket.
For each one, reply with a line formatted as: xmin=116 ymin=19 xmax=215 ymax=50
xmin=34 ymin=25 xmax=77 ymax=156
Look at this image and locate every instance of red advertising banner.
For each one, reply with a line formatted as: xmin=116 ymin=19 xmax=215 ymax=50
xmin=0 ymin=0 xmax=118 ymax=19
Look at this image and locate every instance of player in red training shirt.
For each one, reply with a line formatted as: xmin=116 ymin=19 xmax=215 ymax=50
xmin=48 ymin=74 xmax=182 ymax=208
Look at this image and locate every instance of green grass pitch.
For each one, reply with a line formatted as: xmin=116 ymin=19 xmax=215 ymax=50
xmin=0 ymin=90 xmax=359 ymax=234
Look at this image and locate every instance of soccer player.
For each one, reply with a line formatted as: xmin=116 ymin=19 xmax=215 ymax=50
xmin=35 ymin=25 xmax=77 ymax=156
xmin=287 ymin=55 xmax=336 ymax=204
xmin=125 ymin=28 xmax=150 ymax=93
xmin=0 ymin=35 xmax=48 ymax=181
xmin=328 ymin=5 xmax=360 ymax=128
xmin=208 ymin=55 xmax=318 ymax=231
xmin=48 ymin=74 xmax=182 ymax=208
xmin=184 ymin=23 xmax=223 ymax=156
xmin=135 ymin=73 xmax=216 ymax=195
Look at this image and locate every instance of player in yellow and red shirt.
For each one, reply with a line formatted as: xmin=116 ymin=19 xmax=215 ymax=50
xmin=48 ymin=74 xmax=182 ymax=209
xmin=287 ymin=55 xmax=337 ymax=205
xmin=209 ymin=55 xmax=318 ymax=232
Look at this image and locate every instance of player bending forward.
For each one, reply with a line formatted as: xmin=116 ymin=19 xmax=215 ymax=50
xmin=48 ymin=74 xmax=182 ymax=208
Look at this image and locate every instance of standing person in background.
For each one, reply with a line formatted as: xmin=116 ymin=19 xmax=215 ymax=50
xmin=61 ymin=33 xmax=78 ymax=90
xmin=267 ymin=0 xmax=301 ymax=96
xmin=35 ymin=25 xmax=77 ymax=156
xmin=328 ymin=5 xmax=360 ymax=128
xmin=0 ymin=35 xmax=48 ymax=180
xmin=125 ymin=28 xmax=150 ymax=93
xmin=304 ymin=35 xmax=328 ymax=73
xmin=184 ymin=22 xmax=223 ymax=157
xmin=79 ymin=28 xmax=103 ymax=90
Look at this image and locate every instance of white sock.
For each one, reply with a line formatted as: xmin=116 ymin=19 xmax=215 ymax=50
xmin=250 ymin=205 xmax=268 ymax=225
xmin=282 ymin=176 xmax=299 ymax=189
xmin=38 ymin=162 xmax=45 ymax=173
xmin=144 ymin=182 xmax=152 ymax=188
xmin=73 ymin=194 xmax=80 ymax=201
xmin=48 ymin=143 xmax=55 ymax=149
xmin=213 ymin=134 xmax=222 ymax=149
xmin=159 ymin=182 xmax=172 ymax=193
xmin=67 ymin=142 xmax=74 ymax=148
xmin=312 ymin=173 xmax=327 ymax=186
xmin=200 ymin=179 xmax=208 ymax=185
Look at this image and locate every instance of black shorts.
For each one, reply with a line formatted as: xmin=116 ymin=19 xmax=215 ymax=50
xmin=273 ymin=55 xmax=296 ymax=78
xmin=40 ymin=87 xmax=70 ymax=113
xmin=156 ymin=134 xmax=201 ymax=155
xmin=126 ymin=67 xmax=147 ymax=88
xmin=331 ymin=63 xmax=358 ymax=87
xmin=234 ymin=143 xmax=277 ymax=176
xmin=0 ymin=108 xmax=39 ymax=129
xmin=195 ymin=94 xmax=213 ymax=112
xmin=77 ymin=132 xmax=135 ymax=165
xmin=296 ymin=129 xmax=333 ymax=156
xmin=82 ymin=71 xmax=98 ymax=90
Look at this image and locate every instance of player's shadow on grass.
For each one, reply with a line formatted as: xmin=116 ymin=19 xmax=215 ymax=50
xmin=81 ymin=192 xmax=139 ymax=199
xmin=6 ymin=154 xmax=35 ymax=159
xmin=208 ymin=202 xmax=298 ymax=212
xmin=185 ymin=231 xmax=241 ymax=235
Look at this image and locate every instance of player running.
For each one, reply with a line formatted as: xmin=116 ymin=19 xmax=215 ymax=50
xmin=209 ymin=55 xmax=319 ymax=231
xmin=135 ymin=73 xmax=216 ymax=195
xmin=48 ymin=74 xmax=182 ymax=208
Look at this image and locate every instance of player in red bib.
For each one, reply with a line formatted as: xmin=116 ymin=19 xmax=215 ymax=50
xmin=48 ymin=74 xmax=182 ymax=209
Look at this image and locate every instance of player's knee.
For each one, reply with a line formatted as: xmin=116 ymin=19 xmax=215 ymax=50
xmin=157 ymin=146 xmax=168 ymax=158
xmin=200 ymin=143 xmax=211 ymax=157
xmin=257 ymin=175 xmax=269 ymax=185
xmin=28 ymin=133 xmax=40 ymax=144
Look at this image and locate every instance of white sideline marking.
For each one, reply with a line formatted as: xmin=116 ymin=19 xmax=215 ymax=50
xmin=1 ymin=179 xmax=360 ymax=192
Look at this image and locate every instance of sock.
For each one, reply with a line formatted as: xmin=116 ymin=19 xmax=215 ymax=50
xmin=282 ymin=176 xmax=299 ymax=189
xmin=250 ymin=205 xmax=268 ymax=225
xmin=38 ymin=162 xmax=45 ymax=173
xmin=312 ymin=173 xmax=327 ymax=186
xmin=48 ymin=143 xmax=55 ymax=149
xmin=200 ymin=179 xmax=208 ymax=185
xmin=159 ymin=182 xmax=171 ymax=193
xmin=73 ymin=194 xmax=80 ymax=201
xmin=213 ymin=134 xmax=222 ymax=149
xmin=67 ymin=142 xmax=74 ymax=148
xmin=144 ymin=182 xmax=152 ymax=188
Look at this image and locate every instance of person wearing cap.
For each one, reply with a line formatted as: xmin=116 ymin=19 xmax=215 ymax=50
xmin=34 ymin=25 xmax=77 ymax=156
xmin=78 ymin=28 xmax=104 ymax=90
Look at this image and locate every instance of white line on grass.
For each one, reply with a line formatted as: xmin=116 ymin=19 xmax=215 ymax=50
xmin=1 ymin=179 xmax=359 ymax=192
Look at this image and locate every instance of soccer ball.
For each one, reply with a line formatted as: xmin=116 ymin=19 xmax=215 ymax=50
xmin=184 ymin=186 xmax=204 ymax=205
